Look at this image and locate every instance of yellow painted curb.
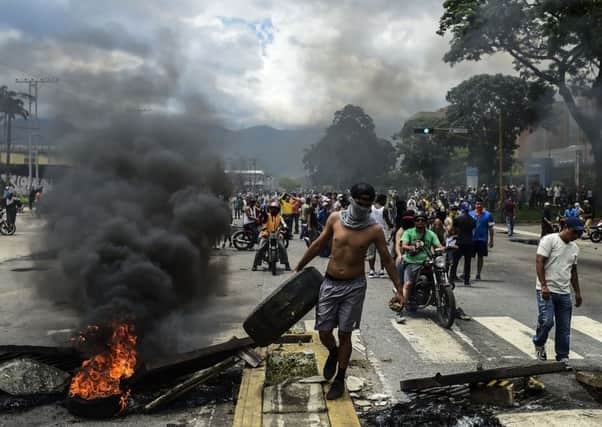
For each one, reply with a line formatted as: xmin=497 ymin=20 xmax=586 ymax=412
xmin=233 ymin=350 xmax=266 ymax=427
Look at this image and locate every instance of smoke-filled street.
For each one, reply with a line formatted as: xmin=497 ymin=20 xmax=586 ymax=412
xmin=0 ymin=214 xmax=601 ymax=425
xmin=2 ymin=1 xmax=602 ymax=426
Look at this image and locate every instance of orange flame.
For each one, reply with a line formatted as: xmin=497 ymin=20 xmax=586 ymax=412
xmin=69 ymin=323 xmax=137 ymax=412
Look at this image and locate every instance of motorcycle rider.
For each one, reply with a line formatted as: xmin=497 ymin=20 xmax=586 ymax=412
xmin=397 ymin=211 xmax=444 ymax=323
xmin=252 ymin=201 xmax=291 ymax=271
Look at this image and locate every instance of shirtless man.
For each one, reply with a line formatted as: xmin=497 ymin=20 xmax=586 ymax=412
xmin=295 ymin=183 xmax=404 ymax=400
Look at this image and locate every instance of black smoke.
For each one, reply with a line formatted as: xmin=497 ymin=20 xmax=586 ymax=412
xmin=34 ymin=112 xmax=232 ymax=355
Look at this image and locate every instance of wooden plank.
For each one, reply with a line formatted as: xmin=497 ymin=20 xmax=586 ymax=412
xmin=232 ymin=350 xmax=266 ymax=427
xmin=309 ymin=332 xmax=361 ymax=427
xmin=401 ymin=362 xmax=568 ymax=392
xmin=144 ymin=357 xmax=238 ymax=413
xmin=131 ymin=336 xmax=254 ymax=387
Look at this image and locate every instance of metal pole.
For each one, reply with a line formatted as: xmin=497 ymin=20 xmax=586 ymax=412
xmin=27 ymin=82 xmax=33 ymax=189
xmin=498 ymin=110 xmax=503 ymax=208
xmin=34 ymin=83 xmax=39 ymax=182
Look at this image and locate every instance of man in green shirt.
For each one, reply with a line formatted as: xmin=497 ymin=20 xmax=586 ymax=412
xmin=397 ymin=212 xmax=443 ymax=323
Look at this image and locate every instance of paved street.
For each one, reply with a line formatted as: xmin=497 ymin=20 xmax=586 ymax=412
xmin=0 ymin=214 xmax=601 ymax=425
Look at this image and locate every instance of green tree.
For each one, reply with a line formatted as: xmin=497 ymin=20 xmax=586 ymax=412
xmin=446 ymin=74 xmax=554 ymax=183
xmin=0 ymin=86 xmax=30 ymax=177
xmin=395 ymin=113 xmax=456 ymax=189
xmin=438 ymin=0 xmax=602 ymax=210
xmin=279 ymin=176 xmax=301 ymax=193
xmin=303 ymin=105 xmax=395 ymax=189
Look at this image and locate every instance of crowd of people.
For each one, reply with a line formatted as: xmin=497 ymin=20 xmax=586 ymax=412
xmin=231 ymin=182 xmax=587 ymax=400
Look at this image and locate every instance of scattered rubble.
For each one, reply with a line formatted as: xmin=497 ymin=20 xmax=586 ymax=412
xmin=361 ymin=400 xmax=503 ymax=427
xmin=264 ymin=351 xmax=318 ymax=386
xmin=0 ymin=358 xmax=70 ymax=396
xmin=346 ymin=376 xmax=365 ymax=392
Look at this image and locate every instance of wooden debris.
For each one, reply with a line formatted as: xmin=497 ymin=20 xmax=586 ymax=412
xmin=401 ymin=362 xmax=568 ymax=392
xmin=143 ymin=356 xmax=237 ymax=413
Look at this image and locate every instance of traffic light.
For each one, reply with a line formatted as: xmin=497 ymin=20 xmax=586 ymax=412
xmin=413 ymin=127 xmax=435 ymax=135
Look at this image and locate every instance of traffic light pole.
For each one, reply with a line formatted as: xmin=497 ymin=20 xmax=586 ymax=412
xmin=498 ymin=110 xmax=503 ymax=208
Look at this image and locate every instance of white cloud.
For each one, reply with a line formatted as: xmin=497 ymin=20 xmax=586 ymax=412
xmin=0 ymin=0 xmax=518 ymax=135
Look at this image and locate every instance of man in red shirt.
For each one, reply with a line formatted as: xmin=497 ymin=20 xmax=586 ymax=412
xmin=503 ymin=197 xmax=516 ymax=237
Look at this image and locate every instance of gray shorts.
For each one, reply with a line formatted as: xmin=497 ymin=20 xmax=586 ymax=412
xmin=315 ymin=275 xmax=367 ymax=332
xmin=403 ymin=263 xmax=423 ymax=284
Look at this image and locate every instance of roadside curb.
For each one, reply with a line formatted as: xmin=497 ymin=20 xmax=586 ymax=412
xmin=233 ymin=332 xmax=361 ymax=427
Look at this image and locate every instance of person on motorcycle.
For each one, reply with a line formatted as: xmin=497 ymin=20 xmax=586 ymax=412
xmin=582 ymin=200 xmax=593 ymax=235
xmin=252 ymin=201 xmax=291 ymax=271
xmin=397 ymin=211 xmax=444 ymax=323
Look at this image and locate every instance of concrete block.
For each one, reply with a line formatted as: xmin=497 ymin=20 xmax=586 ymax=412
xmin=263 ymin=380 xmax=326 ymax=414
xmin=470 ymin=380 xmax=515 ymax=406
xmin=0 ymin=358 xmax=70 ymax=395
xmin=263 ymin=412 xmax=330 ymax=427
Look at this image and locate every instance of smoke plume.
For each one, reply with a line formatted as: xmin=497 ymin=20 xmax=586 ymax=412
xmin=34 ymin=111 xmax=232 ymax=354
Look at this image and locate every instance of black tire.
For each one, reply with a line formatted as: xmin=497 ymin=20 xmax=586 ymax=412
xmin=270 ymin=261 xmax=277 ymax=276
xmin=232 ymin=230 xmax=253 ymax=250
xmin=0 ymin=222 xmax=15 ymax=236
xmin=437 ymin=286 xmax=456 ymax=329
xmin=243 ymin=266 xmax=324 ymax=346
xmin=590 ymin=231 xmax=602 ymax=243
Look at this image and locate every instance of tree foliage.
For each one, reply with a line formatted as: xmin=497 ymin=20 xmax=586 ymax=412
xmin=0 ymin=86 xmax=30 ymax=175
xmin=438 ymin=0 xmax=602 ymax=208
xmin=279 ymin=176 xmax=301 ymax=193
xmin=303 ymin=105 xmax=395 ymax=189
xmin=446 ymin=73 xmax=554 ymax=182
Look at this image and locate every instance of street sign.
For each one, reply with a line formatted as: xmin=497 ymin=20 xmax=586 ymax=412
xmin=449 ymin=128 xmax=468 ymax=134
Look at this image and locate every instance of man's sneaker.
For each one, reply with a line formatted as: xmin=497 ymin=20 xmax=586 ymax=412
xmin=323 ymin=348 xmax=338 ymax=380
xmin=326 ymin=377 xmax=345 ymax=400
xmin=378 ymin=270 xmax=386 ymax=278
xmin=395 ymin=312 xmax=406 ymax=324
xmin=475 ymin=275 xmax=481 ymax=281
xmin=558 ymin=357 xmax=570 ymax=365
xmin=368 ymin=270 xmax=376 ymax=279
xmin=535 ymin=345 xmax=547 ymax=361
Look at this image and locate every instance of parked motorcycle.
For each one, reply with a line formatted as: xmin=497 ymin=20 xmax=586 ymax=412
xmin=233 ymin=225 xmax=289 ymax=251
xmin=0 ymin=210 xmax=16 ymax=236
xmin=407 ymin=247 xmax=456 ymax=328
xmin=232 ymin=225 xmax=259 ymax=250
xmin=590 ymin=220 xmax=602 ymax=243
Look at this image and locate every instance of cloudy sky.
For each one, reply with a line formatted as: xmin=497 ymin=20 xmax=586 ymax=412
xmin=0 ymin=0 xmax=516 ymax=137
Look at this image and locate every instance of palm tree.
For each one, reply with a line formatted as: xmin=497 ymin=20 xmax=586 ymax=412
xmin=0 ymin=86 xmax=30 ymax=179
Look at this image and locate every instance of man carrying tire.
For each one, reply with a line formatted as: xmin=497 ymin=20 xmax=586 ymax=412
xmin=294 ymin=183 xmax=404 ymax=400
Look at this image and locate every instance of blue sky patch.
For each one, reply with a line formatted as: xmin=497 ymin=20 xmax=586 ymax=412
xmin=218 ymin=16 xmax=274 ymax=53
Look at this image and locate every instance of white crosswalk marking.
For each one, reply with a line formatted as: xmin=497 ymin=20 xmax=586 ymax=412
xmin=572 ymin=316 xmax=602 ymax=344
xmin=390 ymin=319 xmax=472 ymax=363
xmin=474 ymin=316 xmax=583 ymax=360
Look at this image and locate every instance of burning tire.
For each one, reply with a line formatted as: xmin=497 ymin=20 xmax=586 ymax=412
xmin=243 ymin=267 xmax=323 ymax=346
xmin=65 ymin=394 xmax=124 ymax=419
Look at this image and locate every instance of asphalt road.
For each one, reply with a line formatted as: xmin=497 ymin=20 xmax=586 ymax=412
xmin=0 ymin=214 xmax=601 ymax=425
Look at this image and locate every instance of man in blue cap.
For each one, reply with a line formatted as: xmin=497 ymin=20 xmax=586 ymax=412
xmin=533 ymin=217 xmax=584 ymax=363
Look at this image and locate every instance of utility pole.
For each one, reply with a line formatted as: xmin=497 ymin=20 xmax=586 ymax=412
xmin=16 ymin=77 xmax=58 ymax=188
xmin=498 ymin=110 xmax=503 ymax=208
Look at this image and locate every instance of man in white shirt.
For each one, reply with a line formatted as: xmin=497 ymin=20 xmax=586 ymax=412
xmin=533 ymin=217 xmax=584 ymax=363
